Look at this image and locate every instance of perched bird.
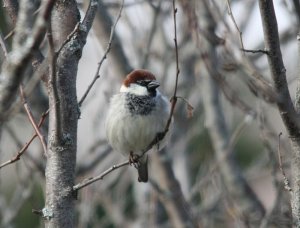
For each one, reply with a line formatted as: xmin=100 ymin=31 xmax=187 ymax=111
xmin=105 ymin=69 xmax=171 ymax=182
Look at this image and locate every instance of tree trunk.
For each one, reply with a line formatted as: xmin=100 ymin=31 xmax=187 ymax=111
xmin=44 ymin=1 xmax=80 ymax=227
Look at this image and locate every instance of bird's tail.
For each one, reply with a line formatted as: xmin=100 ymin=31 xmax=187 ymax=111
xmin=137 ymin=155 xmax=148 ymax=182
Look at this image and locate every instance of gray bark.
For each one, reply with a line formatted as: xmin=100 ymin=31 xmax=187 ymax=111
xmin=0 ymin=0 xmax=55 ymax=122
xmin=44 ymin=1 xmax=98 ymax=227
xmin=258 ymin=0 xmax=300 ymax=226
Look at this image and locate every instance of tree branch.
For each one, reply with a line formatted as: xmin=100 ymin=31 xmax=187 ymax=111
xmin=258 ymin=0 xmax=300 ymax=137
xmin=73 ymin=161 xmax=129 ymax=192
xmin=0 ymin=110 xmax=48 ymax=169
xmin=19 ymin=84 xmax=47 ymax=155
xmin=0 ymin=0 xmax=55 ymax=122
xmin=258 ymin=0 xmax=300 ymax=225
xmin=78 ymin=0 xmax=124 ymax=107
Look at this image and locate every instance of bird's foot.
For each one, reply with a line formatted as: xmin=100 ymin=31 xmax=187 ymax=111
xmin=129 ymin=152 xmax=140 ymax=169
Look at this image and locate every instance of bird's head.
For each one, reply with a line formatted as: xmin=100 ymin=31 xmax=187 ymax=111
xmin=120 ymin=69 xmax=160 ymax=97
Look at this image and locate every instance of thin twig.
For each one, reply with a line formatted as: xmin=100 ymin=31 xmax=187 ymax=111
xmin=141 ymin=1 xmax=162 ymax=68
xmin=277 ymin=132 xmax=292 ymax=192
xmin=172 ymin=0 xmax=180 ymax=98
xmin=166 ymin=0 xmax=180 ymax=129
xmin=0 ymin=0 xmax=56 ymax=119
xmin=194 ymin=115 xmax=252 ymax=186
xmin=0 ymin=31 xmax=8 ymax=57
xmin=73 ymin=160 xmax=129 ymax=191
xmin=19 ymin=85 xmax=47 ymax=156
xmin=141 ymin=0 xmax=180 ymax=155
xmin=241 ymin=48 xmax=269 ymax=55
xmin=140 ymin=0 xmax=180 ymax=156
xmin=0 ymin=110 xmax=48 ymax=169
xmin=78 ymin=0 xmax=124 ymax=107
xmin=226 ymin=0 xmax=245 ymax=52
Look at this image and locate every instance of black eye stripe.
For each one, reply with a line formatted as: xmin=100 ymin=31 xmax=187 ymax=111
xmin=136 ymin=80 xmax=151 ymax=86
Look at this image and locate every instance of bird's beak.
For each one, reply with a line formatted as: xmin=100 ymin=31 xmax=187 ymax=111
xmin=147 ymin=80 xmax=160 ymax=90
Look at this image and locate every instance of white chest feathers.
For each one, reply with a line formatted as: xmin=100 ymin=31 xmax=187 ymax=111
xmin=105 ymin=92 xmax=170 ymax=156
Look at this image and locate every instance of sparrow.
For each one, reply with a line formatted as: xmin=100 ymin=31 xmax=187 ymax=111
xmin=105 ymin=69 xmax=171 ymax=182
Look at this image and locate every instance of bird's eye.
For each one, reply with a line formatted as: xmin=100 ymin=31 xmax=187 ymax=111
xmin=136 ymin=80 xmax=150 ymax=87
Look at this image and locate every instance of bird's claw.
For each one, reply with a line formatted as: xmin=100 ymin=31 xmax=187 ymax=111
xmin=129 ymin=152 xmax=140 ymax=168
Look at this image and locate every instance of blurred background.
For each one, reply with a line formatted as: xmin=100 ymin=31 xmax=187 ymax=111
xmin=0 ymin=0 xmax=299 ymax=227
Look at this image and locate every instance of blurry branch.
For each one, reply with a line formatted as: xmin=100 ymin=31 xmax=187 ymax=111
xmin=241 ymin=48 xmax=269 ymax=55
xmin=293 ymin=0 xmax=300 ymax=24
xmin=0 ymin=110 xmax=48 ymax=170
xmin=201 ymin=56 xmax=265 ymax=225
xmin=205 ymin=60 xmax=257 ymax=117
xmin=142 ymin=0 xmax=180 ymax=155
xmin=1 ymin=177 xmax=33 ymax=227
xmin=0 ymin=32 xmax=8 ymax=57
xmin=5 ymin=125 xmax=45 ymax=174
xmin=224 ymin=0 xmax=279 ymax=106
xmin=91 ymin=0 xmax=133 ymax=78
xmin=4 ymin=30 xmax=14 ymax=40
xmin=226 ymin=0 xmax=245 ymax=52
xmin=141 ymin=1 xmax=162 ymax=68
xmin=222 ymin=1 xmax=276 ymax=99
xmin=0 ymin=0 xmax=55 ymax=122
xmin=147 ymin=1 xmax=198 ymax=227
xmin=259 ymin=110 xmax=292 ymax=227
xmin=76 ymin=147 xmax=111 ymax=175
xmin=3 ymin=0 xmax=19 ymax=24
xmin=194 ymin=115 xmax=253 ymax=195
xmin=150 ymin=150 xmax=199 ymax=228
xmin=296 ymin=34 xmax=300 ymax=112
xmin=258 ymin=1 xmax=300 ymax=225
xmin=78 ymin=0 xmax=124 ymax=107
xmin=180 ymin=0 xmax=266 ymax=225
xmin=19 ymin=85 xmax=47 ymax=156
xmin=73 ymin=160 xmax=129 ymax=192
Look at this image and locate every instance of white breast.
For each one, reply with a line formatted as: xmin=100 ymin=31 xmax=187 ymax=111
xmin=105 ymin=92 xmax=170 ymax=157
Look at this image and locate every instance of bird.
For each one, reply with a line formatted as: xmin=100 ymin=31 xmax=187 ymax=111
xmin=105 ymin=69 xmax=171 ymax=182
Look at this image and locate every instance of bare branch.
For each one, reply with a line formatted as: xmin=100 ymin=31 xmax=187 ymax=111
xmin=0 ymin=110 xmax=48 ymax=169
xmin=78 ymin=0 xmax=124 ymax=107
xmin=19 ymin=84 xmax=47 ymax=156
xmin=241 ymin=48 xmax=269 ymax=55
xmin=142 ymin=0 xmax=180 ymax=155
xmin=258 ymin=1 xmax=300 ymax=225
xmin=91 ymin=0 xmax=133 ymax=78
xmin=172 ymin=0 xmax=180 ymax=99
xmin=0 ymin=0 xmax=55 ymax=121
xmin=141 ymin=1 xmax=162 ymax=68
xmin=3 ymin=0 xmax=19 ymax=24
xmin=258 ymin=0 xmax=300 ymax=136
xmin=226 ymin=0 xmax=245 ymax=52
xmin=73 ymin=160 xmax=129 ymax=192
xmin=0 ymin=32 xmax=8 ymax=58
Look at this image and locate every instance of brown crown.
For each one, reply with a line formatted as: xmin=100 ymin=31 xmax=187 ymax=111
xmin=123 ymin=69 xmax=156 ymax=87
